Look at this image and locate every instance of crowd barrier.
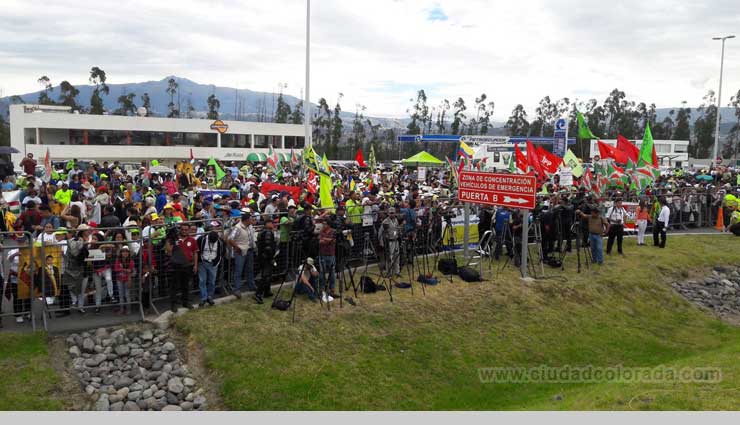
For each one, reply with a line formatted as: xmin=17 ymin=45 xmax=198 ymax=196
xmin=2 ymin=190 xmax=733 ymax=332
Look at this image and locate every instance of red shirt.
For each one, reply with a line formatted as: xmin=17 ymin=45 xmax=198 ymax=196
xmin=177 ymin=236 xmax=199 ymax=264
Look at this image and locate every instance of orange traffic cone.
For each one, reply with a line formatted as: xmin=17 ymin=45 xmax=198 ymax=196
xmin=716 ymin=207 xmax=725 ymax=231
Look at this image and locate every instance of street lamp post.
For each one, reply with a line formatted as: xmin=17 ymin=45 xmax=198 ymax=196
xmin=304 ymin=0 xmax=312 ymax=148
xmin=712 ymin=35 xmax=735 ymax=166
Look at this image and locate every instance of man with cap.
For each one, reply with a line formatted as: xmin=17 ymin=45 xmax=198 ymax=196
xmin=227 ymin=212 xmax=257 ymax=299
xmin=54 ymin=182 xmax=73 ymax=206
xmin=295 ymin=257 xmax=319 ymax=302
xmin=164 ymin=223 xmax=199 ymax=312
xmin=198 ymin=222 xmax=225 ymax=307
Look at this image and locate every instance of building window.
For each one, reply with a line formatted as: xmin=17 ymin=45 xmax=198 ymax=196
xmin=674 ymin=144 xmax=688 ymax=153
xmin=655 ymin=143 xmax=671 ymax=154
xmin=284 ymin=136 xmax=305 ymax=149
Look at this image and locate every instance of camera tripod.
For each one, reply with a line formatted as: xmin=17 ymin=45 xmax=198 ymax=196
xmin=496 ymin=222 xmax=524 ymax=278
xmin=529 ymin=219 xmax=545 ymax=278
xmin=435 ymin=218 xmax=456 ymax=284
xmin=570 ymin=222 xmax=592 ymax=273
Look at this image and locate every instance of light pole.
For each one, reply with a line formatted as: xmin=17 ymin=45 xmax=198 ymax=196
xmin=304 ymin=0 xmax=312 ymax=148
xmin=712 ymin=35 xmax=735 ymax=166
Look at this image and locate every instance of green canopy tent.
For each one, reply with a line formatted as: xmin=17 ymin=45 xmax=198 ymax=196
xmin=246 ymin=152 xmax=267 ymax=162
xmin=401 ymin=151 xmax=444 ymax=167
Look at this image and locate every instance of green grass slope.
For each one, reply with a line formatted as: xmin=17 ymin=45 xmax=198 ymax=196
xmin=0 ymin=332 xmax=64 ymax=410
xmin=175 ymin=235 xmax=740 ymax=409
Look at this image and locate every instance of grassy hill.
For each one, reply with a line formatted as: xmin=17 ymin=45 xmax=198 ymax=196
xmin=175 ymin=234 xmax=740 ymax=410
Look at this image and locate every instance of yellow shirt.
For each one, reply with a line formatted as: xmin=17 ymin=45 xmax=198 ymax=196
xmin=346 ymin=199 xmax=362 ymax=225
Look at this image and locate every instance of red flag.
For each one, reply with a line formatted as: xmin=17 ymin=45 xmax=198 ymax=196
xmin=597 ymin=140 xmax=616 ymax=160
xmin=355 ymin=148 xmax=367 ymax=167
xmin=652 ymin=146 xmax=658 ymax=168
xmin=43 ymin=148 xmax=51 ymax=181
xmin=616 ymin=135 xmax=639 ymax=163
xmin=189 ymin=148 xmax=195 ymax=164
xmin=535 ymin=146 xmax=562 ymax=174
xmin=515 ymin=144 xmax=527 ymax=172
xmin=457 ymin=156 xmax=467 ymax=175
xmin=307 ymin=170 xmax=318 ymax=193
xmin=526 ymin=140 xmax=544 ymax=176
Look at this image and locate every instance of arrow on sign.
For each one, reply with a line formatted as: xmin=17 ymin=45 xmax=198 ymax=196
xmin=503 ymin=196 xmax=529 ymax=205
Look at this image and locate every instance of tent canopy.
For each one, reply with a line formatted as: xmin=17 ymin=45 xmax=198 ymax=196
xmin=401 ymin=151 xmax=444 ymax=167
xmin=246 ymin=153 xmax=267 ymax=162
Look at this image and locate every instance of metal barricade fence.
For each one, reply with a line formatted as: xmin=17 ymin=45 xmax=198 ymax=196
xmin=0 ymin=231 xmax=38 ymax=331
xmin=39 ymin=226 xmax=146 ymax=327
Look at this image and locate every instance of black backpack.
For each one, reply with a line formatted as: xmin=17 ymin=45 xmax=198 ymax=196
xmin=438 ymin=258 xmax=458 ymax=275
xmin=361 ymin=276 xmax=377 ymax=293
xmin=458 ymin=267 xmax=482 ymax=282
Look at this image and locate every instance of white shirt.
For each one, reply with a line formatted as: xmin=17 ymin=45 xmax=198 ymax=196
xmin=658 ymin=205 xmax=671 ymax=227
xmin=606 ymin=206 xmax=627 ymax=225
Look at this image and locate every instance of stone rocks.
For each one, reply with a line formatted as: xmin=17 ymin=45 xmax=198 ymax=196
xmin=168 ymin=377 xmax=184 ymax=394
xmin=82 ymin=338 xmax=95 ymax=353
xmin=672 ymin=265 xmax=740 ymax=318
xmin=65 ymin=326 xmax=207 ymax=411
xmin=115 ymin=344 xmax=131 ymax=356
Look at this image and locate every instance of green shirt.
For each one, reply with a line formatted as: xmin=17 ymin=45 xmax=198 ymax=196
xmin=279 ymin=215 xmax=294 ymax=243
xmin=346 ymin=199 xmax=362 ymax=225
xmin=54 ymin=188 xmax=72 ymax=205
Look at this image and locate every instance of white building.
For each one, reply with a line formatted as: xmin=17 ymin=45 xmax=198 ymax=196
xmin=9 ymin=104 xmax=304 ymax=167
xmin=589 ymin=139 xmax=689 ymax=168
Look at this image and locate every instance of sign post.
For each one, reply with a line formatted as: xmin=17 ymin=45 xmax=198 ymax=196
xmin=553 ymin=118 xmax=567 ymax=158
xmin=457 ymin=171 xmax=537 ymax=278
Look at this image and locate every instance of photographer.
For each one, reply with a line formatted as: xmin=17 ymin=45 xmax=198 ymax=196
xmin=294 ymin=257 xmax=320 ymax=302
xmin=605 ymin=198 xmax=627 ymax=255
xmin=577 ymin=205 xmax=607 ymax=265
xmin=556 ymin=195 xmax=574 ymax=253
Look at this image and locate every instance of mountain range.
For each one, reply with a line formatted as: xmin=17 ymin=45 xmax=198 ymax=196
xmin=0 ymin=76 xmax=738 ymax=134
xmin=0 ymin=76 xmax=407 ymax=129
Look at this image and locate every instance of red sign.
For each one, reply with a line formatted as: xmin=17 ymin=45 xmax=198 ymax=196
xmin=458 ymin=171 xmax=537 ymax=209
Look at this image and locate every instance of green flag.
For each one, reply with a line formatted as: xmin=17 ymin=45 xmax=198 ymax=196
xmin=577 ymin=111 xmax=597 ymax=140
xmin=369 ymin=145 xmax=377 ymax=173
xmin=507 ymin=152 xmax=515 ymax=173
xmin=207 ymin=157 xmax=226 ymax=182
xmin=319 ymin=173 xmax=335 ymax=212
xmin=638 ymin=122 xmax=656 ymax=167
xmin=563 ymin=149 xmax=583 ymax=177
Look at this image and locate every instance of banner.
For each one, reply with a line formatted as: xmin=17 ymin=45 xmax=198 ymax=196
xmin=559 ymin=168 xmax=573 ymax=187
xmin=197 ymin=189 xmax=240 ymax=201
xmin=260 ymin=182 xmax=301 ymax=201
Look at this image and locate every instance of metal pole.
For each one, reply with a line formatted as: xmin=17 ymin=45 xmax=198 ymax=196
xmin=463 ymin=203 xmax=470 ymax=260
xmin=304 ymin=0 xmax=312 ymax=148
xmin=713 ymin=39 xmax=726 ymax=165
xmin=521 ymin=209 xmax=529 ymax=278
xmin=713 ymin=35 xmax=734 ymax=166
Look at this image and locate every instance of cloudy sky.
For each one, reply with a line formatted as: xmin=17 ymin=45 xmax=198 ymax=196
xmin=1 ymin=0 xmax=739 ymax=121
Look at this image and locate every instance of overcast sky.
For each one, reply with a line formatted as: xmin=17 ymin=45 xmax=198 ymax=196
xmin=1 ymin=0 xmax=739 ymax=121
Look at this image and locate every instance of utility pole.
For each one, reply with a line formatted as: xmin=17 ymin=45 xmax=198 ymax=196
xmin=712 ymin=35 xmax=735 ymax=166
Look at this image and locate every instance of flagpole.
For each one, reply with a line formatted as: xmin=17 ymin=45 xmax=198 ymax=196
xmin=304 ymin=0 xmax=312 ymax=149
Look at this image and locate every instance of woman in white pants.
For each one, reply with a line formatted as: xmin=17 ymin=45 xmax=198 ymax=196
xmin=635 ymin=200 xmax=651 ymax=245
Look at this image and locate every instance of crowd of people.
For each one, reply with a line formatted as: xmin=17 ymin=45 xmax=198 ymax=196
xmin=1 ymin=151 xmax=739 ymax=327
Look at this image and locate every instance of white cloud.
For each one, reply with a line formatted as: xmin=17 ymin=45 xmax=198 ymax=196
xmin=1 ymin=0 xmax=739 ymax=123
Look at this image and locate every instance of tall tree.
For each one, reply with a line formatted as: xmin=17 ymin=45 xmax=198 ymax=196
xmin=474 ymin=93 xmax=495 ymax=135
xmin=532 ymin=95 xmax=556 ymax=137
xmin=673 ymin=101 xmax=692 ymax=141
xmin=653 ymin=110 xmax=675 ymax=140
xmin=724 ymin=89 xmax=740 ymax=160
xmin=406 ymin=90 xmax=428 ymax=135
xmin=88 ymin=67 xmax=109 ymax=115
xmin=584 ymin=98 xmax=606 ymax=138
xmin=603 ymin=88 xmax=626 ymax=138
xmin=207 ymin=94 xmax=220 ymax=120
xmin=140 ymin=93 xmax=152 ymax=116
xmin=312 ymin=97 xmax=332 ymax=151
xmin=290 ymin=99 xmax=304 ymax=124
xmin=115 ymin=92 xmax=137 ymax=116
xmin=505 ymin=104 xmax=529 ymax=136
xmin=329 ymin=94 xmax=343 ymax=157
xmin=37 ymin=75 xmax=54 ymax=105
xmin=348 ymin=104 xmax=366 ymax=154
xmin=692 ymin=90 xmax=718 ymax=159
xmin=186 ymin=96 xmax=195 ymax=119
xmin=274 ymin=92 xmax=292 ymax=123
xmin=166 ymin=78 xmax=179 ymax=118
xmin=57 ymin=81 xmax=80 ymax=110
xmin=436 ymin=99 xmax=450 ymax=133
xmin=450 ymin=98 xmax=467 ymax=135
